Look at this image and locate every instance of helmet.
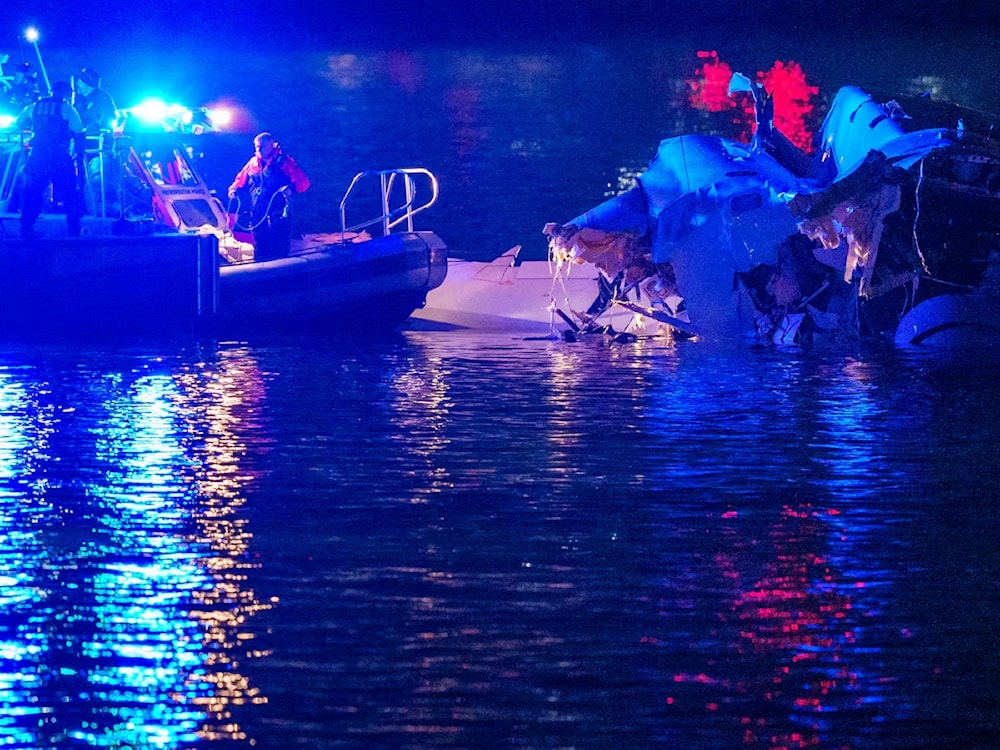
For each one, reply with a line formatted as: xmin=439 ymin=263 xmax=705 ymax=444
xmin=78 ymin=68 xmax=101 ymax=88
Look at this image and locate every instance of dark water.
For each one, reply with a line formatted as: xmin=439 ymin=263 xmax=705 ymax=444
xmin=3 ymin=36 xmax=1000 ymax=749
xmin=2 ymin=334 xmax=999 ymax=749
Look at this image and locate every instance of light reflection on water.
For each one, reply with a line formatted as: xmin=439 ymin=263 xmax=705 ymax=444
xmin=0 ymin=334 xmax=998 ymax=749
xmin=0 ymin=349 xmax=272 ymax=748
xmin=186 ymin=335 xmax=1000 ymax=747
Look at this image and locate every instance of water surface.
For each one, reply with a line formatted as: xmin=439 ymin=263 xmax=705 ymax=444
xmin=1 ymin=333 xmax=998 ymax=748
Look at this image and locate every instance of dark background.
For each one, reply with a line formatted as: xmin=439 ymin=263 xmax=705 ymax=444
xmin=5 ymin=1 xmax=999 ymax=259
xmin=6 ymin=0 xmax=1000 ymax=50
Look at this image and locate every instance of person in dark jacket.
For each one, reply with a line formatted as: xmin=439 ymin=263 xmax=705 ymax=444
xmin=17 ymin=80 xmax=85 ymax=237
xmin=73 ymin=68 xmax=117 ymax=133
xmin=227 ymin=132 xmax=310 ymax=261
xmin=73 ymin=69 xmax=119 ymax=215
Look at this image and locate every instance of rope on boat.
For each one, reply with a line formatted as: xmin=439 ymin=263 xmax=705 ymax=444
xmin=227 ymin=189 xmax=290 ymax=232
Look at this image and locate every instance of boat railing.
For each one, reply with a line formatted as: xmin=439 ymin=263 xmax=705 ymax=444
xmin=339 ymin=168 xmax=438 ymax=236
xmin=0 ymin=126 xmax=114 ymax=217
xmin=0 ymin=131 xmax=27 ymax=215
xmin=81 ymin=131 xmax=111 ymax=218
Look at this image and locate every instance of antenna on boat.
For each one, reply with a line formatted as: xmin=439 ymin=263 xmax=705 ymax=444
xmin=23 ymin=27 xmax=51 ymax=95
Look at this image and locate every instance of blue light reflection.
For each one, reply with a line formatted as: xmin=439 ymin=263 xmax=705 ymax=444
xmin=0 ymin=373 xmax=55 ymax=749
xmin=0 ymin=354 xmax=270 ymax=749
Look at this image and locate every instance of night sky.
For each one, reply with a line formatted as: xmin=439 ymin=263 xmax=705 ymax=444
xmin=6 ymin=0 xmax=999 ymax=52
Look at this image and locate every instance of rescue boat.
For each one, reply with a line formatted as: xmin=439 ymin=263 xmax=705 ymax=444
xmin=0 ymin=130 xmax=447 ymax=339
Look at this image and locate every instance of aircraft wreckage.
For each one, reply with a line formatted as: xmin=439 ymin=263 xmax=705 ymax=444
xmin=535 ymin=74 xmax=1000 ymax=346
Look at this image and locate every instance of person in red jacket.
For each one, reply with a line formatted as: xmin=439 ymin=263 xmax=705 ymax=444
xmin=228 ymin=132 xmax=310 ymax=261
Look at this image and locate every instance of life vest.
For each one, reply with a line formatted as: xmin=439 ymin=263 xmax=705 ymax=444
xmin=248 ymin=153 xmax=294 ymax=221
xmin=29 ymin=97 xmax=73 ymax=155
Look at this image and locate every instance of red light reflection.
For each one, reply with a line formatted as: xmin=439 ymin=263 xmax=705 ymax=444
xmin=758 ymin=61 xmax=819 ymax=151
xmin=653 ymin=502 xmax=870 ymax=749
xmin=387 ymin=51 xmax=426 ymax=95
xmin=687 ymin=51 xmax=818 ymax=153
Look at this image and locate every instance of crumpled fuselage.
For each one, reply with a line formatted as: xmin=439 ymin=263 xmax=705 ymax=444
xmin=545 ymin=81 xmax=1000 ymax=346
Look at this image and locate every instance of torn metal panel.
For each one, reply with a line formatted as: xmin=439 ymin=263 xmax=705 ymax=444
xmin=544 ymin=76 xmax=1000 ymax=347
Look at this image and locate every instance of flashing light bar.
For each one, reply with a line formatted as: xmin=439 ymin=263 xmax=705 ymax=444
xmin=121 ymin=97 xmax=232 ymax=133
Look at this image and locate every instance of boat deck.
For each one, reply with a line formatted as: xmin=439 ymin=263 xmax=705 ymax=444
xmin=0 ymin=211 xmax=158 ymax=240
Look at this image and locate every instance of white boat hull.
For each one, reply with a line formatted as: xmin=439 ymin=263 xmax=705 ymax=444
xmin=406 ymin=249 xmax=664 ymax=335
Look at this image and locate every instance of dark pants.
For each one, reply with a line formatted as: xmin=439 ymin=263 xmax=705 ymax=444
xmin=252 ymin=215 xmax=292 ymax=261
xmin=20 ymin=151 xmax=84 ymax=235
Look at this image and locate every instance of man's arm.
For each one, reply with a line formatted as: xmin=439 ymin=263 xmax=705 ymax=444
xmin=228 ymin=160 xmax=253 ymax=198
xmin=282 ymin=155 xmax=310 ymax=193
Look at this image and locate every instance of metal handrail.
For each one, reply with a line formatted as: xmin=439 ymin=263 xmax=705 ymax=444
xmin=82 ymin=132 xmax=108 ymax=218
xmin=3 ymin=127 xmax=113 ymax=217
xmin=0 ymin=134 xmax=27 ymax=214
xmin=339 ymin=167 xmax=438 ymax=235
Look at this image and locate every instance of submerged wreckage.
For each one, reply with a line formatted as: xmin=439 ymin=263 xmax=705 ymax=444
xmin=542 ymin=75 xmax=1000 ymax=346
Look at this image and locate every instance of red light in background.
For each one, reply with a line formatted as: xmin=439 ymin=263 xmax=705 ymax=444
xmin=758 ymin=60 xmax=819 ymax=152
xmin=688 ymin=51 xmax=735 ymax=113
xmin=687 ymin=52 xmax=818 ymax=152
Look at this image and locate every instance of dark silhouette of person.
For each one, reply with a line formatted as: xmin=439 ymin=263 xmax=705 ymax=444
xmin=5 ymin=62 xmax=40 ymax=110
xmin=18 ymin=80 xmax=86 ymax=237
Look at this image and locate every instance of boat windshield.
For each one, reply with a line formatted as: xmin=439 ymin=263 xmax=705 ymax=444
xmin=139 ymin=146 xmax=200 ymax=188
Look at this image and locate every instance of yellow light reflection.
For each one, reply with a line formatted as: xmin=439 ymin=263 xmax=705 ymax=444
xmin=0 ymin=349 xmax=272 ymax=747
xmin=173 ymin=348 xmax=274 ymax=742
xmin=387 ymin=352 xmax=454 ymax=500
